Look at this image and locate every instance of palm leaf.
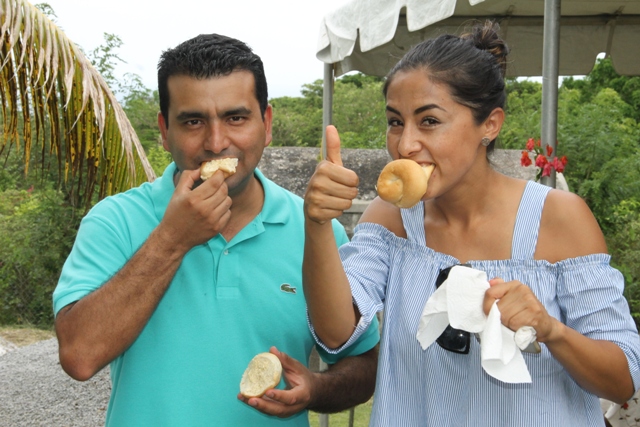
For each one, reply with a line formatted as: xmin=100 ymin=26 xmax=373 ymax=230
xmin=0 ymin=0 xmax=156 ymax=209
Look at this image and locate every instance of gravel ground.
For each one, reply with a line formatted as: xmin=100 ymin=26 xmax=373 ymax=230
xmin=0 ymin=338 xmax=110 ymax=426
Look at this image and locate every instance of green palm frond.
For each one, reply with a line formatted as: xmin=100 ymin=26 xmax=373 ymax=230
xmin=0 ymin=0 xmax=156 ymax=209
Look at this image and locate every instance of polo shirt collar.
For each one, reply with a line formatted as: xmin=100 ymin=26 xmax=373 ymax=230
xmin=151 ymin=162 xmax=178 ymax=222
xmin=253 ymin=168 xmax=290 ymax=225
xmin=150 ymin=163 xmax=290 ymax=226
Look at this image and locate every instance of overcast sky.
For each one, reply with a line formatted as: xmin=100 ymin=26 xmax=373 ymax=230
xmin=45 ymin=0 xmax=350 ymax=99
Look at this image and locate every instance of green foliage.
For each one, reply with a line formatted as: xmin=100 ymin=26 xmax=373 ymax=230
xmin=500 ymin=78 xmax=543 ymax=149
xmin=333 ymin=76 xmax=386 ymax=149
xmin=558 ymin=88 xmax=640 ymax=232
xmin=270 ymin=73 xmax=386 ymax=149
xmin=0 ymin=188 xmax=80 ymax=327
xmin=121 ymin=73 xmax=161 ymax=153
xmin=309 ymin=399 xmax=372 ymax=427
xmin=607 ymin=199 xmax=640 ymax=326
xmin=271 ymin=90 xmax=323 ymax=147
xmin=147 ymin=145 xmax=172 ymax=176
xmin=564 ymin=58 xmax=640 ymax=121
xmin=87 ymin=33 xmax=126 ymax=92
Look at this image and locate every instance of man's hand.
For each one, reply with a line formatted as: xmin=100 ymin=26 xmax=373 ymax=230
xmin=304 ymin=126 xmax=359 ymax=224
xmin=237 ymin=345 xmax=378 ymax=417
xmin=237 ymin=347 xmax=316 ymax=418
xmin=158 ymin=168 xmax=233 ymax=252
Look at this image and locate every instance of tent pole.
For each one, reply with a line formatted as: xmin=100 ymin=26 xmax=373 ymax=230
xmin=319 ymin=61 xmax=335 ymax=427
xmin=540 ymin=0 xmax=561 ymax=188
xmin=322 ymin=62 xmax=334 ymax=160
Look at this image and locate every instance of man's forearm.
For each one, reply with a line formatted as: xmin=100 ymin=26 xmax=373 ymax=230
xmin=308 ymin=346 xmax=378 ymax=413
xmin=55 ymin=227 xmax=188 ymax=381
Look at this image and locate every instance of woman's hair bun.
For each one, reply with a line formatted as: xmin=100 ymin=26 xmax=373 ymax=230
xmin=461 ymin=20 xmax=509 ymax=78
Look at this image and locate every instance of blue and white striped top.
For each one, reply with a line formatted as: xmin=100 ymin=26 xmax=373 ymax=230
xmin=314 ymin=181 xmax=640 ymax=426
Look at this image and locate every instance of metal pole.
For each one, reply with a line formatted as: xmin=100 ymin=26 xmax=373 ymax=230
xmin=318 ymin=61 xmax=335 ymax=427
xmin=320 ymin=64 xmax=335 ymax=427
xmin=321 ymin=62 xmax=334 ymax=160
xmin=540 ymin=0 xmax=561 ymax=188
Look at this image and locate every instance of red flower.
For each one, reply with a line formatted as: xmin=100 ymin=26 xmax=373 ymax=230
xmin=520 ymin=151 xmax=532 ymax=167
xmin=552 ymin=157 xmax=565 ymax=173
xmin=535 ymin=154 xmax=548 ymax=168
xmin=521 ymin=137 xmax=568 ymax=178
xmin=623 ymin=402 xmax=630 ymax=410
xmin=546 ymin=145 xmax=554 ymax=157
xmin=526 ymin=138 xmax=535 ymax=152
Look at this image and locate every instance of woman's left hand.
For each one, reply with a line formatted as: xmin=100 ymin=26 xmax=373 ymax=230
xmin=483 ymin=278 xmax=561 ymax=343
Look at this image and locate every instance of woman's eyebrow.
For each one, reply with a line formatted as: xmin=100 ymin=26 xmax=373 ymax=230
xmin=385 ymin=104 xmax=446 ymax=116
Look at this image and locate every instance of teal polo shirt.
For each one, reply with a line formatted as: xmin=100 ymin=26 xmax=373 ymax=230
xmin=53 ymin=163 xmax=379 ymax=427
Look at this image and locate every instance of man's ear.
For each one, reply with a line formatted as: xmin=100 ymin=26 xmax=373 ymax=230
xmin=158 ymin=112 xmax=169 ymax=152
xmin=483 ymin=107 xmax=505 ymax=141
xmin=263 ymin=104 xmax=273 ymax=148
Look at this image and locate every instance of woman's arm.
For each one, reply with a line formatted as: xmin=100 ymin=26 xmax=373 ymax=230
xmin=485 ymin=190 xmax=636 ymax=403
xmin=303 ymin=126 xmax=361 ymax=348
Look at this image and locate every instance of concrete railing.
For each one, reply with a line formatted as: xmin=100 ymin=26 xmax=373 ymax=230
xmin=258 ymin=146 xmax=537 ymax=237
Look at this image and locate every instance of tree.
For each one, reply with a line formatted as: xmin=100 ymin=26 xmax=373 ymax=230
xmin=564 ymin=58 xmax=640 ymax=121
xmin=0 ymin=0 xmax=154 ymax=211
xmin=270 ymin=73 xmax=386 ymax=148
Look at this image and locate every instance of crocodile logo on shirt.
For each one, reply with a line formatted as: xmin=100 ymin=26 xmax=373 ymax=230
xmin=280 ymin=283 xmax=297 ymax=294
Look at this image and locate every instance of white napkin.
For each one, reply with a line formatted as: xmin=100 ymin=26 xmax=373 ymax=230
xmin=416 ymin=266 xmax=533 ymax=383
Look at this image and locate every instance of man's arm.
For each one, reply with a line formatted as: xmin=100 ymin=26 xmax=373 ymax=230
xmin=308 ymin=345 xmax=378 ymax=413
xmin=55 ymin=170 xmax=231 ymax=381
xmin=237 ymin=345 xmax=378 ymax=417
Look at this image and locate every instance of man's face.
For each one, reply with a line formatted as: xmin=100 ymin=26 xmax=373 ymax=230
xmin=158 ymin=71 xmax=272 ymax=195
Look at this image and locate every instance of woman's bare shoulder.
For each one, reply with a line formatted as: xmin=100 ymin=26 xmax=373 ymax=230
xmin=536 ymin=189 xmax=607 ymax=262
xmin=358 ymin=197 xmax=407 ymax=238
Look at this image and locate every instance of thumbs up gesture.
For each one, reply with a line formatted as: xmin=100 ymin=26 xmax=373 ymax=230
xmin=304 ymin=126 xmax=359 ymax=224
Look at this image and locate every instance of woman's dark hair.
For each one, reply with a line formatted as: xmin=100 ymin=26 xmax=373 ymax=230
xmin=383 ymin=21 xmax=509 ymax=152
xmin=157 ymin=34 xmax=268 ymax=124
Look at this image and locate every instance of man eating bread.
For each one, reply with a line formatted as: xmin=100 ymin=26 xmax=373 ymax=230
xmin=52 ymin=33 xmax=379 ymax=426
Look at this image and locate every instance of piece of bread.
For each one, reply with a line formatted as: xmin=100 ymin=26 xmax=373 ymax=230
xmin=199 ymin=158 xmax=238 ymax=180
xmin=376 ymin=159 xmax=435 ymax=208
xmin=239 ymin=352 xmax=282 ymax=398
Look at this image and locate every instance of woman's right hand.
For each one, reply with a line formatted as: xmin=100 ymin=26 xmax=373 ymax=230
xmin=304 ymin=125 xmax=359 ymax=224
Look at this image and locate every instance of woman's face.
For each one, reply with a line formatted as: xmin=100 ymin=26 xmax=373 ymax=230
xmin=385 ymin=69 xmax=490 ymax=199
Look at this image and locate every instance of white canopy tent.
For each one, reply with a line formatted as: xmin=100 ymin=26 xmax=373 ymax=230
xmin=316 ymin=0 xmax=640 ymax=187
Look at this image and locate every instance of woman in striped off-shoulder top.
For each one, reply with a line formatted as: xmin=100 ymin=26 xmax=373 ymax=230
xmin=302 ymin=20 xmax=640 ymax=427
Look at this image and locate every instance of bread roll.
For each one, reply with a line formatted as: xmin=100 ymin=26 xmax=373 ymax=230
xmin=239 ymin=352 xmax=282 ymax=398
xmin=199 ymin=158 xmax=238 ymax=180
xmin=376 ymin=159 xmax=435 ymax=208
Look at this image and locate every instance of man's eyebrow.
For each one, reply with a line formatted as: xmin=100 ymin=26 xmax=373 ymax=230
xmin=220 ymin=107 xmax=252 ymax=118
xmin=176 ymin=111 xmax=207 ymax=121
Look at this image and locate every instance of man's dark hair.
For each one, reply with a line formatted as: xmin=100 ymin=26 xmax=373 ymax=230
xmin=157 ymin=33 xmax=268 ymax=123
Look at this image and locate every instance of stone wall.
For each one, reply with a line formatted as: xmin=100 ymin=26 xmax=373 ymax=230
xmin=257 ymin=147 xmax=536 ymax=236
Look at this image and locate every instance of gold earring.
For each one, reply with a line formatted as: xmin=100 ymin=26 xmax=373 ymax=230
xmin=481 ymin=137 xmax=491 ymax=147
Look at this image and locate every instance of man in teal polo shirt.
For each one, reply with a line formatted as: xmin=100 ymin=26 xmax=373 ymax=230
xmin=53 ymin=33 xmax=379 ymax=426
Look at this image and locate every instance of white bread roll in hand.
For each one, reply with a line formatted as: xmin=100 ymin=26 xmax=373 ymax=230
xmin=377 ymin=159 xmax=435 ymax=208
xmin=199 ymin=158 xmax=238 ymax=180
xmin=239 ymin=352 xmax=282 ymax=398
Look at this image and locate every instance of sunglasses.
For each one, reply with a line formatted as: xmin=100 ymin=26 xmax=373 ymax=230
xmin=435 ymin=264 xmax=472 ymax=354
xmin=435 ymin=265 xmax=542 ymax=355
